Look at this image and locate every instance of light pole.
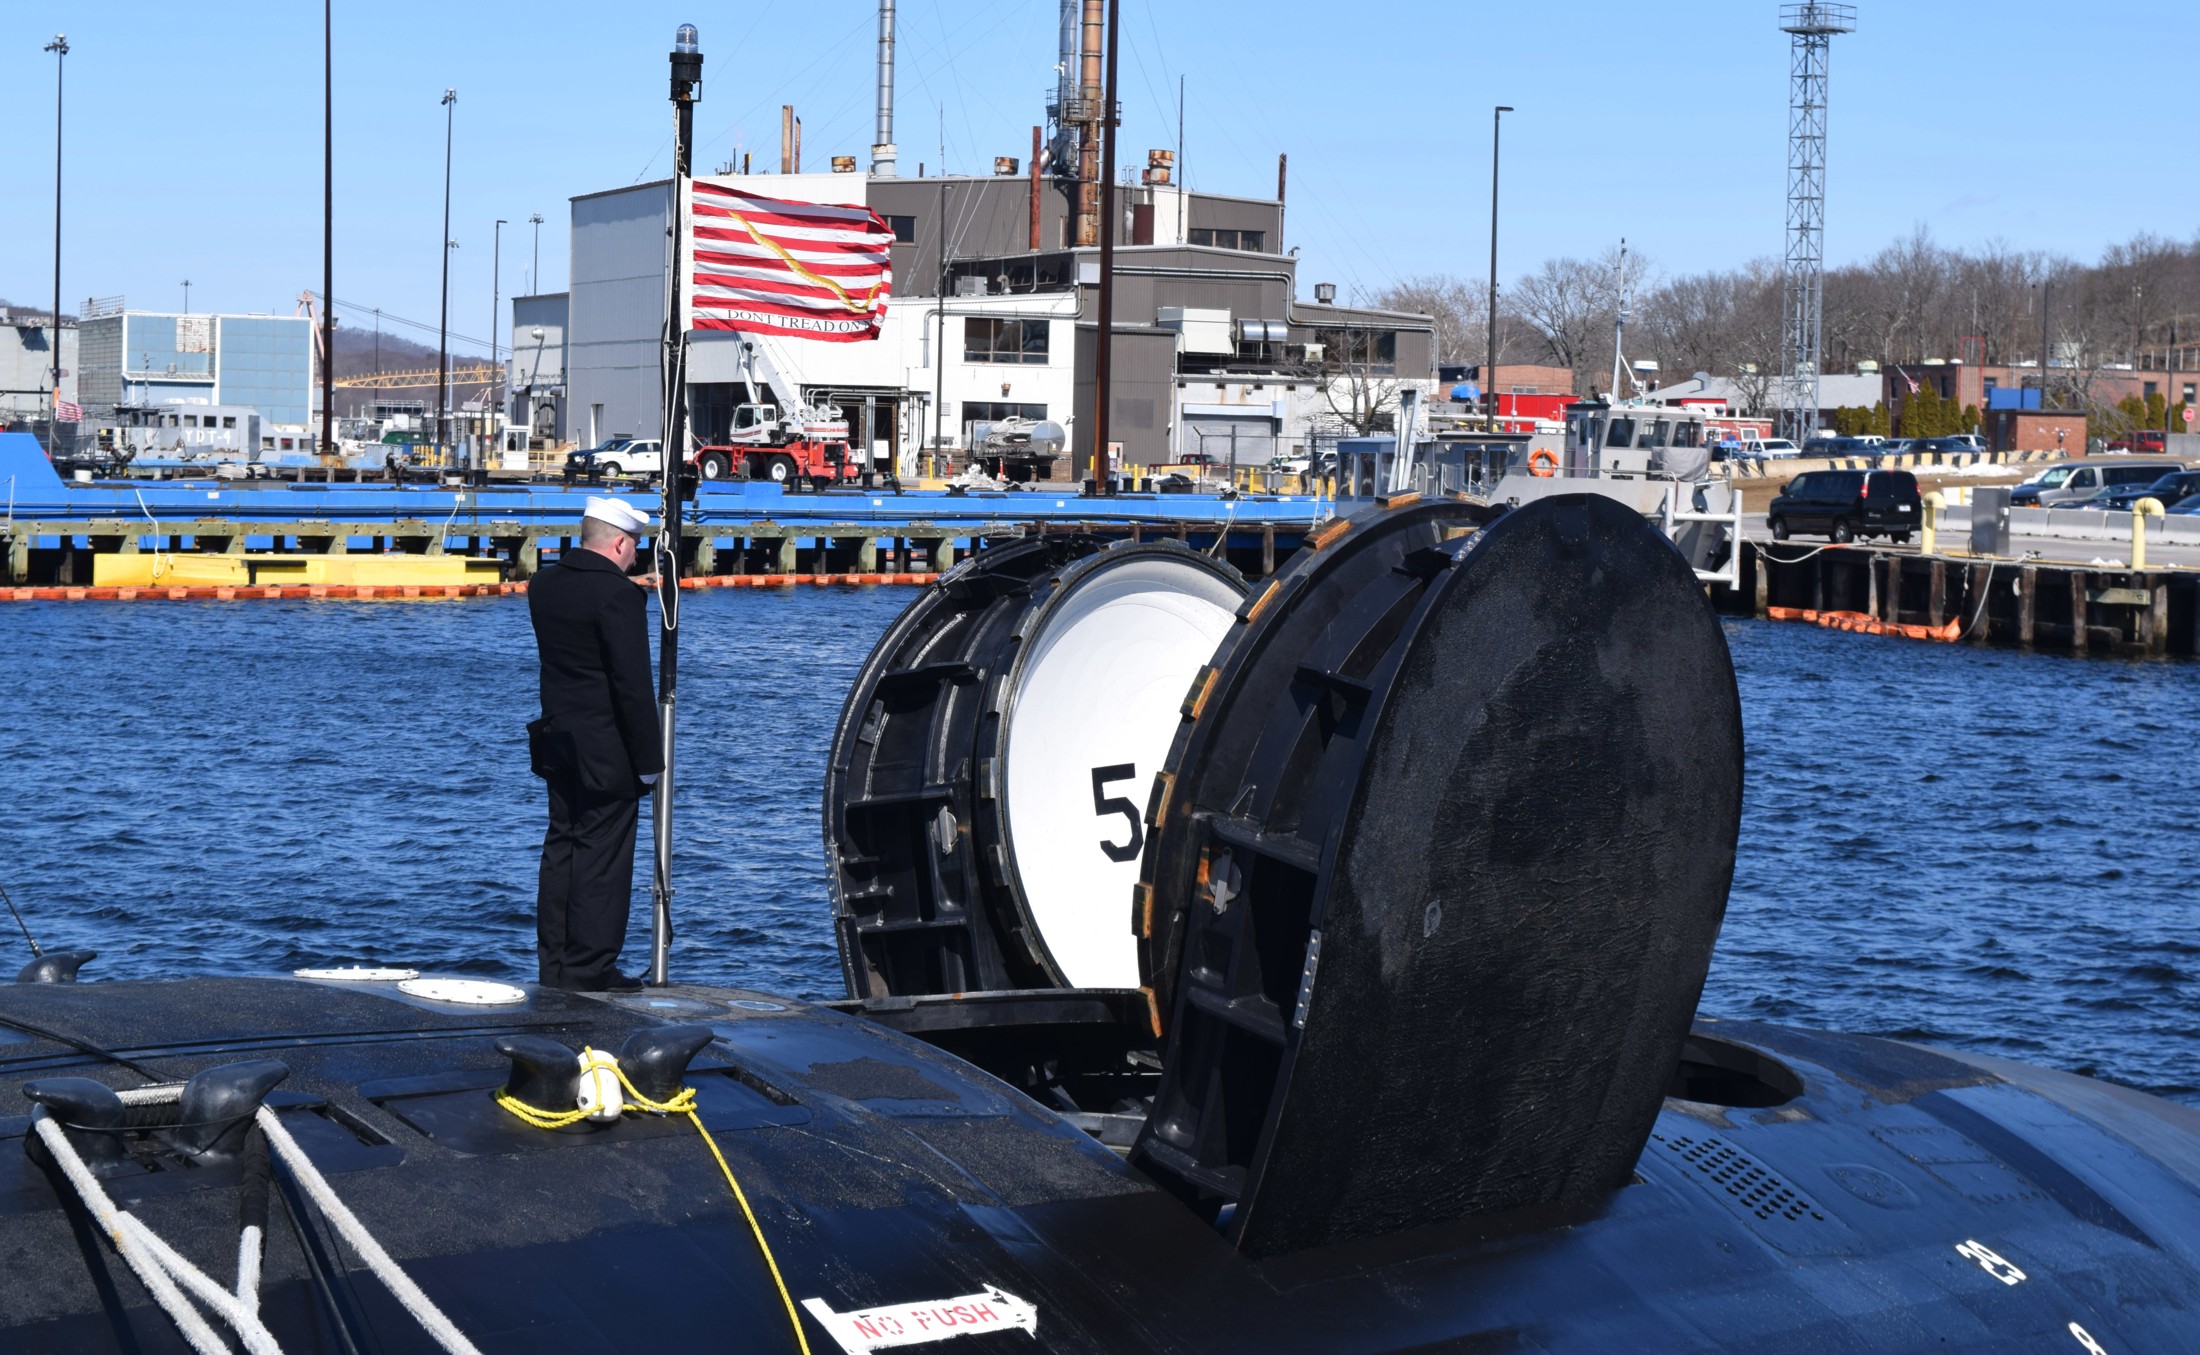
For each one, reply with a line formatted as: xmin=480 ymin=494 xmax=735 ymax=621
xmin=44 ymin=34 xmax=66 ymax=438
xmin=492 ymin=217 xmax=507 ymax=436
xmin=321 ymin=0 xmax=334 ymax=461
xmin=1089 ymin=0 xmax=1122 ymax=494
xmin=1486 ymin=105 xmax=1512 ymax=432
xmin=528 ymin=212 xmax=544 ymax=295
xmin=181 ymin=279 xmax=191 ymax=315
xmin=653 ymin=22 xmax=703 ymax=988
xmin=436 ymin=87 xmax=456 ymax=467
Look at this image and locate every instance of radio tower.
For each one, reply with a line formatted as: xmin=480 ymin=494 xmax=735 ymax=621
xmin=1778 ymin=3 xmax=1854 ymax=444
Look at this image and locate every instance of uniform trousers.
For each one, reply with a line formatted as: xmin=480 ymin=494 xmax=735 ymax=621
xmin=536 ymin=775 xmax=639 ymax=990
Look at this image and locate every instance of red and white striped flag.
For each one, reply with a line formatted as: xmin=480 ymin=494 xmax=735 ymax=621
xmin=684 ymin=180 xmax=893 ymax=342
xmin=55 ymin=400 xmax=83 ymax=423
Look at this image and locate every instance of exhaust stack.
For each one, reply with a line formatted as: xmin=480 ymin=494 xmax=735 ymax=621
xmin=1075 ymin=0 xmax=1103 ymax=247
xmin=871 ymin=0 xmax=897 ymax=177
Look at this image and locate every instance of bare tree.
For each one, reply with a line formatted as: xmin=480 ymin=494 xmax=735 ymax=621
xmin=1368 ymin=275 xmax=1488 ymax=367
xmin=1510 ymin=244 xmax=1651 ymax=396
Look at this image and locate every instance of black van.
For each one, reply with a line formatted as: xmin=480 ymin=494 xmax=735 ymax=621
xmin=1768 ymin=469 xmax=1923 ymax=543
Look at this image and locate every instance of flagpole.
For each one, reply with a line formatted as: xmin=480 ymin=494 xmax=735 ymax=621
xmin=652 ymin=23 xmax=701 ymax=988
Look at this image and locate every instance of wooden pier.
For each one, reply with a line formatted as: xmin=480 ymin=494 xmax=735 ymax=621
xmin=1 ymin=516 xmax=1298 ymax=597
xmin=1727 ymin=541 xmax=2199 ymax=659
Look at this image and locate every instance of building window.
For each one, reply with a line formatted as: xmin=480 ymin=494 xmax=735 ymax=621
xmin=962 ymin=401 xmax=1048 ymax=425
xmin=1189 ymin=228 xmax=1266 ymax=252
xmin=886 ymin=215 xmax=917 ymax=243
xmin=964 ymin=317 xmax=1049 ymax=365
xmin=2185 ymin=383 xmax=2196 ymax=404
xmin=1313 ymin=328 xmax=1397 ymax=375
xmin=222 ymin=415 xmax=236 ymax=429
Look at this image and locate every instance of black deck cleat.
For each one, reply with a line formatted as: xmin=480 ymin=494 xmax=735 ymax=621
xmin=16 ymin=950 xmax=96 ymax=984
xmin=495 ymin=1035 xmax=582 ymax=1113
xmin=22 ymin=1077 xmax=130 ymax=1175
xmin=617 ymin=1024 xmax=715 ymax=1104
xmin=169 ymin=1060 xmax=289 ymax=1164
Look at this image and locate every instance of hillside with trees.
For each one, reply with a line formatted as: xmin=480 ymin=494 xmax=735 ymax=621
xmin=1374 ymin=228 xmax=2200 ymax=438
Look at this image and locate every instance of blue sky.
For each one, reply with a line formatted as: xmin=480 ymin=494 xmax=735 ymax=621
xmin=2 ymin=2 xmax=2192 ymax=357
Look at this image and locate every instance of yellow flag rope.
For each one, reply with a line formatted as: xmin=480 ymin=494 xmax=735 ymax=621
xmin=495 ymin=1051 xmax=813 ymax=1355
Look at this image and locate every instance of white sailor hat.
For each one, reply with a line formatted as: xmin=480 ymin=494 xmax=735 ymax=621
xmin=582 ymin=496 xmax=653 ymax=535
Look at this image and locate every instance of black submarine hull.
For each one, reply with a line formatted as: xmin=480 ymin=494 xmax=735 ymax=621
xmin=2 ymin=974 xmax=2196 ymax=1352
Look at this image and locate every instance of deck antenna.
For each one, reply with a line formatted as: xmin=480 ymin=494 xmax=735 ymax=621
xmin=651 ymin=21 xmax=703 ymax=987
xmin=1607 ymin=239 xmax=1635 ymax=399
xmin=0 ymin=883 xmax=43 ymax=958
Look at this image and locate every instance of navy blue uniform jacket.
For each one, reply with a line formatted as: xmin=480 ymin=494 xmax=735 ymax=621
xmin=527 ymin=549 xmax=663 ymax=797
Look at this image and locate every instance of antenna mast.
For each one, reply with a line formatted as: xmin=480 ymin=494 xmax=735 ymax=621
xmin=1777 ymin=3 xmax=1854 ymax=444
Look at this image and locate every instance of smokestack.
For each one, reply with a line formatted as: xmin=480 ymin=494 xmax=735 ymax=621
xmin=781 ymin=106 xmax=794 ymax=174
xmin=871 ymin=0 xmax=897 ymax=176
xmin=1075 ymin=0 xmax=1104 ymax=248
xmin=1051 ymin=0 xmax=1078 ymax=171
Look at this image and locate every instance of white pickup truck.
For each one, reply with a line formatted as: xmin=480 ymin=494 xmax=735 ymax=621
xmin=568 ymin=438 xmax=664 ymax=480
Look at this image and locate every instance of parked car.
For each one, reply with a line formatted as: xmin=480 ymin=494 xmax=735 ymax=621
xmin=2090 ymin=470 xmax=2200 ymax=512
xmin=1736 ymin=438 xmax=1803 ymax=461
xmin=1767 ymin=468 xmax=1923 ymax=543
xmin=564 ymin=437 xmax=632 ymax=479
xmin=2009 ymin=459 xmax=2183 ymax=507
xmin=1908 ymin=436 xmax=1981 ymax=457
xmin=1801 ymin=436 xmax=1878 ymax=457
xmin=2107 ymin=430 xmax=2171 ymax=454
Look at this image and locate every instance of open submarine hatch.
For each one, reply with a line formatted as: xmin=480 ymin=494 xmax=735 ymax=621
xmin=5 ymin=494 xmax=2200 ymax=1352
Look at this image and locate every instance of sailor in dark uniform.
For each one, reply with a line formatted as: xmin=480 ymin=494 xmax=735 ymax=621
xmin=526 ymin=496 xmax=662 ymax=991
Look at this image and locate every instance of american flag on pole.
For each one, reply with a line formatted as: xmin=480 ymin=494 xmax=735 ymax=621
xmin=684 ymin=180 xmax=893 ymax=342
xmin=55 ymin=400 xmax=82 ymax=423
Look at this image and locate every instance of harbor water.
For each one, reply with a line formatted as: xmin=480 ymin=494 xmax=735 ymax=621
xmin=0 ymin=593 xmax=2195 ymax=1102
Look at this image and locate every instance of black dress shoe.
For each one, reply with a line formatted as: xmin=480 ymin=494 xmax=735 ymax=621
xmin=589 ymin=972 xmax=645 ymax=993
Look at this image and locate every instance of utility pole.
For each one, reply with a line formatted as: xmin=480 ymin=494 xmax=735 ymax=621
xmin=321 ymin=0 xmax=334 ymax=461
xmin=1089 ymin=0 xmax=1121 ymax=493
xmin=934 ymin=107 xmax=946 ymax=465
xmin=45 ymin=34 xmax=67 ymax=440
xmin=181 ymin=280 xmax=191 ymax=316
xmin=492 ymin=217 xmax=507 ymax=436
xmin=2039 ymin=280 xmax=2052 ymax=410
xmin=1487 ymin=105 xmax=1512 ymax=432
xmin=653 ymin=22 xmax=703 ymax=987
xmin=528 ymin=212 xmax=544 ymax=295
xmin=437 ymin=87 xmax=456 ymax=468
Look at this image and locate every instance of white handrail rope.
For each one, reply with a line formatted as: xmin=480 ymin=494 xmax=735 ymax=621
xmin=238 ymin=1223 xmax=263 ymax=1312
xmin=31 ymin=1115 xmax=264 ymax=1355
xmin=114 ymin=1212 xmax=283 ymax=1355
xmin=254 ymin=1105 xmax=483 ymax=1355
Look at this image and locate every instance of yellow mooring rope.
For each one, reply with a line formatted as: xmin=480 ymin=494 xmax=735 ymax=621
xmin=495 ymin=1051 xmax=813 ymax=1355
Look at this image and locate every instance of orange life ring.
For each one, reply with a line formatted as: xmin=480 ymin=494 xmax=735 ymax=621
xmin=1527 ymin=449 xmax=1560 ymax=478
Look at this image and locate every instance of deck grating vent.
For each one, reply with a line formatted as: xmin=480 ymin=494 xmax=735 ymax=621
xmin=1653 ymin=1131 xmax=1828 ymax=1225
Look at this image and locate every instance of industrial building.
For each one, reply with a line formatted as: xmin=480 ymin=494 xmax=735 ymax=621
xmin=549 ymin=0 xmax=1435 ymax=478
xmin=505 ymin=293 xmax=570 ymax=443
xmin=557 ymin=169 xmax=1431 ymax=475
xmin=0 ymin=310 xmax=76 ymax=425
xmin=75 ymin=304 xmax=315 ymax=429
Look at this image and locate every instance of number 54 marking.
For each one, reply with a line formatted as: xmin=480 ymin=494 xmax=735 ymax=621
xmin=1091 ymin=764 xmax=1144 ymax=863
